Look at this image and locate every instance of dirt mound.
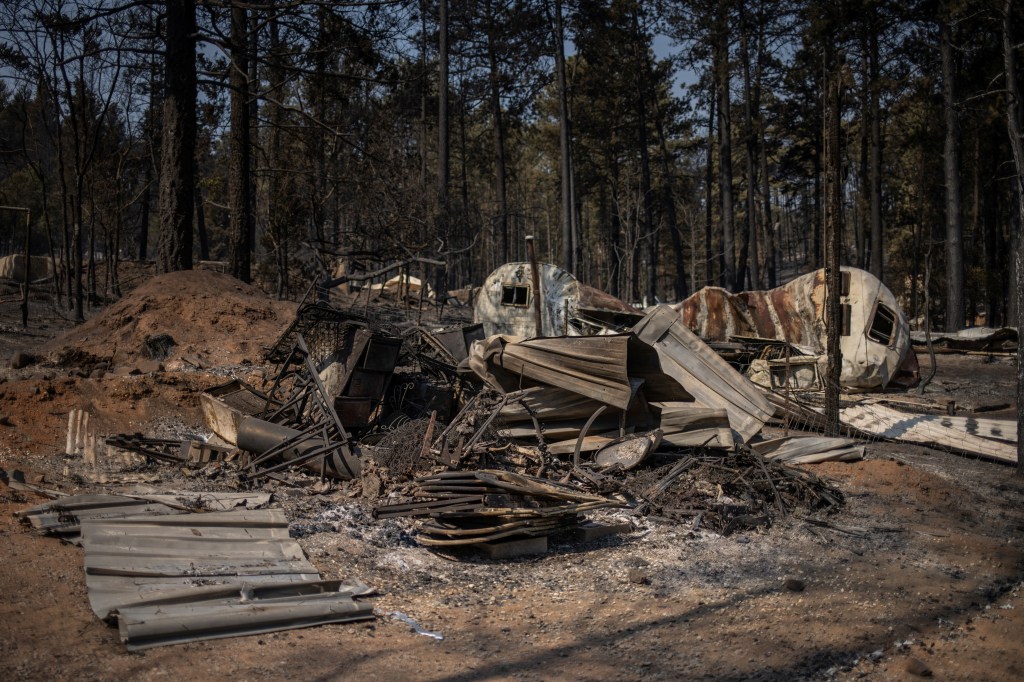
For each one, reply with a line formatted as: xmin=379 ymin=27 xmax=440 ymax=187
xmin=43 ymin=270 xmax=296 ymax=367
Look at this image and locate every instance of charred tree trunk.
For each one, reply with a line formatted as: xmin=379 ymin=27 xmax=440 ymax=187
xmin=705 ymin=81 xmax=716 ymax=287
xmin=195 ymin=187 xmax=209 ymax=261
xmin=823 ymin=48 xmax=844 ymax=438
xmin=554 ymin=0 xmax=574 ymax=274
xmin=631 ymin=10 xmax=657 ymax=303
xmin=228 ymin=3 xmax=252 ymax=283
xmin=739 ymin=11 xmax=758 ymax=289
xmin=714 ymin=0 xmax=736 ymax=290
xmin=157 ymin=0 xmax=196 ymax=273
xmin=1000 ymin=0 xmax=1024 ymax=476
xmin=941 ymin=16 xmax=964 ymax=330
xmin=654 ymin=95 xmax=687 ymax=300
xmin=868 ymin=29 xmax=884 ymax=280
xmin=138 ymin=163 xmax=151 ymax=261
xmin=486 ymin=4 xmax=508 ymax=264
xmin=267 ymin=8 xmax=289 ymax=297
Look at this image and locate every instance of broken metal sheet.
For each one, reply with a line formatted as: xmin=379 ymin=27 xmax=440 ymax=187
xmin=0 ymin=468 xmax=67 ymax=498
xmin=467 ymin=334 xmax=635 ymax=409
xmin=79 ymin=508 xmax=322 ymax=621
xmin=116 ymin=580 xmax=374 ymax=651
xmin=909 ymin=326 xmax=1018 ymax=353
xmin=631 ymin=306 xmax=775 ymax=443
xmin=545 ymin=432 xmax=634 ymax=455
xmin=16 ymin=494 xmax=185 ymax=543
xmin=19 ymin=494 xmax=374 ymax=649
xmin=752 ymin=436 xmax=865 ymax=464
xmin=201 ymin=379 xmax=274 ymax=445
xmin=237 ymin=416 xmax=362 ymax=481
xmin=764 ymin=391 xmax=1017 ymax=464
xmin=647 ymin=403 xmax=735 ymax=449
xmin=496 ymin=380 xmax=650 ymax=443
xmin=499 ymin=384 xmax=625 ymax=423
xmin=673 ymin=267 xmax=919 ymax=390
xmin=427 ymin=323 xmax=486 ymax=363
xmin=125 ymin=492 xmax=273 ymax=512
xmin=840 ymin=402 xmax=1017 ymax=464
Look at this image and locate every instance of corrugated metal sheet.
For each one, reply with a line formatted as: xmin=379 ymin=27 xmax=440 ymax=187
xmin=20 ymin=495 xmax=373 ymax=649
xmin=752 ymin=437 xmax=865 ymax=463
xmin=115 ymin=579 xmax=373 ymax=651
xmin=467 ymin=334 xmax=635 ymax=409
xmin=631 ymin=306 xmax=775 ymax=443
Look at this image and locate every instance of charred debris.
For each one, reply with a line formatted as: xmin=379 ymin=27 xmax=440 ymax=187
xmin=12 ymin=261 xmax=1018 ymax=649
xmin=37 ymin=261 xmax=1020 ymax=551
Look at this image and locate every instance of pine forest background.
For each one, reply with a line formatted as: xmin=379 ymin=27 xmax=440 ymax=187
xmin=2 ymin=0 xmax=1024 ymax=333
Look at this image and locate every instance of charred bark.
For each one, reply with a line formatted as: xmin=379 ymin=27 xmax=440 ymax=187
xmin=157 ymin=0 xmax=196 ymax=273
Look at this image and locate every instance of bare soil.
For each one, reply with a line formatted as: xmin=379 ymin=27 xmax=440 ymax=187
xmin=1 ymin=278 xmax=1023 ymax=681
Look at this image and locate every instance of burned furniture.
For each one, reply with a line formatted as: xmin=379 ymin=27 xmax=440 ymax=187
xmin=266 ymin=303 xmax=402 ymax=433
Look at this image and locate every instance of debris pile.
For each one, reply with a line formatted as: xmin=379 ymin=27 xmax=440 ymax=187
xmin=9 ymin=260 xmax=1019 ymax=654
xmin=375 ymin=470 xmax=624 ymax=551
xmin=626 ymin=449 xmax=843 ymax=534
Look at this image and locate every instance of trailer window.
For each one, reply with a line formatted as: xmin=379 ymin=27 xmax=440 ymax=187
xmin=867 ymin=303 xmax=896 ymax=345
xmin=501 ymin=285 xmax=530 ymax=307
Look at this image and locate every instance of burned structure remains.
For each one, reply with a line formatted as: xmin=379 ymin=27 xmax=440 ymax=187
xmin=674 ymin=267 xmax=920 ymax=390
xmin=6 ymin=261 xmax=1018 ymax=654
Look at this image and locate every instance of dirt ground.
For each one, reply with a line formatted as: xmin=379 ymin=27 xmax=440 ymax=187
xmin=1 ymin=277 xmax=1023 ymax=681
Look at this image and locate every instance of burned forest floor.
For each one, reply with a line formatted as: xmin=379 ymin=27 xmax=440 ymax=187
xmin=1 ymin=277 xmax=1023 ymax=682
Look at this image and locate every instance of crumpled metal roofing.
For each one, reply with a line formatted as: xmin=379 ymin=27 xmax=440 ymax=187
xmin=19 ymin=494 xmax=373 ymax=650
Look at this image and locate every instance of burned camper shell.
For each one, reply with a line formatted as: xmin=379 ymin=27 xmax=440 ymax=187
xmin=673 ymin=267 xmax=919 ymax=390
xmin=474 ymin=262 xmax=643 ymax=337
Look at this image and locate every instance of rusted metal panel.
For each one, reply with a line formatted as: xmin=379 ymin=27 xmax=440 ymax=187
xmin=467 ymin=334 xmax=635 ymax=409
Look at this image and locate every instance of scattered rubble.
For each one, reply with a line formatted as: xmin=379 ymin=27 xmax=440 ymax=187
xmin=2 ymin=262 xmax=1020 ymax=662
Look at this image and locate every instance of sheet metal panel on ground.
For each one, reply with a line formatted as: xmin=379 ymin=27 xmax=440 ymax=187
xmin=20 ymin=494 xmax=373 ymax=650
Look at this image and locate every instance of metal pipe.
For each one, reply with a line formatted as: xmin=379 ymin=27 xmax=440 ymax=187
xmin=237 ymin=416 xmax=362 ymax=480
xmin=525 ymin=235 xmax=543 ymax=336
